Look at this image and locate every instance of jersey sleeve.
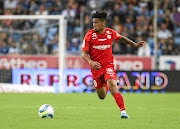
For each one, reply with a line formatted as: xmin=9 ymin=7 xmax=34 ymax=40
xmin=82 ymin=32 xmax=91 ymax=51
xmin=112 ymin=29 xmax=122 ymax=42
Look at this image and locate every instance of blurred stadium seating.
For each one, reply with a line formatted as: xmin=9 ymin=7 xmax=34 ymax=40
xmin=0 ymin=0 xmax=179 ymax=55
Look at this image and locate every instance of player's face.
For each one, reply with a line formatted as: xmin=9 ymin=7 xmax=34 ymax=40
xmin=93 ymin=18 xmax=105 ymax=32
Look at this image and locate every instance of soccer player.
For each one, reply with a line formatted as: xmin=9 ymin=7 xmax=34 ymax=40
xmin=81 ymin=11 xmax=145 ymax=119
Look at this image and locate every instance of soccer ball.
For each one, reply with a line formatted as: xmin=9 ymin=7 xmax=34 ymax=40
xmin=38 ymin=104 xmax=54 ymax=118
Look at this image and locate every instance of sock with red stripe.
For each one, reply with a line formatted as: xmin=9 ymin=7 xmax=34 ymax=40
xmin=113 ymin=92 xmax=125 ymax=111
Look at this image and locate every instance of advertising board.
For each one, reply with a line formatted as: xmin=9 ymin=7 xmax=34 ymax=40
xmin=159 ymin=56 xmax=180 ymax=70
xmin=12 ymin=69 xmax=180 ymax=93
xmin=0 ymin=55 xmax=152 ymax=70
xmin=12 ymin=69 xmax=92 ymax=93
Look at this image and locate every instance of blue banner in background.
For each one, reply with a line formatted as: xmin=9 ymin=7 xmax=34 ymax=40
xmin=12 ymin=69 xmax=180 ymax=93
xmin=12 ymin=68 xmax=93 ymax=93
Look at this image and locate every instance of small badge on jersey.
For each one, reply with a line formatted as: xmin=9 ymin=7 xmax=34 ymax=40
xmin=107 ymin=35 xmax=111 ymax=39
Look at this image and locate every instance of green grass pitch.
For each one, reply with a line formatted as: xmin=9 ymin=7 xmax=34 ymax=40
xmin=0 ymin=93 xmax=180 ymax=129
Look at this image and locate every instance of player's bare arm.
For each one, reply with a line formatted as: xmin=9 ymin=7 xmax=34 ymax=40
xmin=82 ymin=50 xmax=101 ymax=70
xmin=120 ymin=35 xmax=146 ymax=47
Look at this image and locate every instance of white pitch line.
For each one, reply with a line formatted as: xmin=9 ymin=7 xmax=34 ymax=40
xmin=0 ymin=106 xmax=114 ymax=110
xmin=61 ymin=107 xmax=180 ymax=111
xmin=0 ymin=106 xmax=179 ymax=111
xmin=137 ymin=107 xmax=180 ymax=111
xmin=0 ymin=106 xmax=40 ymax=108
xmin=61 ymin=107 xmax=114 ymax=110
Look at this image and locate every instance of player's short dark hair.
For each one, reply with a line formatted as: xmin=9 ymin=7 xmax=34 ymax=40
xmin=92 ymin=11 xmax=107 ymax=21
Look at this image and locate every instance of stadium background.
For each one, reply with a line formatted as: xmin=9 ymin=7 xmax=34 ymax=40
xmin=0 ymin=1 xmax=180 ymax=129
xmin=0 ymin=0 xmax=180 ymax=93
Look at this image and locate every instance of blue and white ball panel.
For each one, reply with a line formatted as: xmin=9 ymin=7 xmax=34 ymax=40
xmin=42 ymin=114 xmax=53 ymax=118
xmin=39 ymin=104 xmax=49 ymax=113
xmin=38 ymin=104 xmax=54 ymax=118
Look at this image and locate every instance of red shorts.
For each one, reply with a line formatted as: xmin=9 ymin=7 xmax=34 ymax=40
xmin=93 ymin=68 xmax=117 ymax=89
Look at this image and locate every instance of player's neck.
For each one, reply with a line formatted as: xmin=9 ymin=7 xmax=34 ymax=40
xmin=96 ymin=28 xmax=106 ymax=35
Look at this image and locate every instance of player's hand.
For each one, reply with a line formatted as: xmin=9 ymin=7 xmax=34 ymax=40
xmin=135 ymin=41 xmax=146 ymax=47
xmin=89 ymin=61 xmax=101 ymax=70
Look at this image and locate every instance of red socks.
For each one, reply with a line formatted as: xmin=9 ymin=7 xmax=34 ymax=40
xmin=113 ymin=92 xmax=125 ymax=111
xmin=105 ymin=86 xmax=125 ymax=111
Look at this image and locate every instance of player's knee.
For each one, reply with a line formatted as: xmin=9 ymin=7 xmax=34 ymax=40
xmin=99 ymin=96 xmax=105 ymax=100
xmin=109 ymin=85 xmax=118 ymax=95
xmin=109 ymin=85 xmax=116 ymax=92
xmin=98 ymin=94 xmax=106 ymax=100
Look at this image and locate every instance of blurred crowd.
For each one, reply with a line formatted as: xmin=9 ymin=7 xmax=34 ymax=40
xmin=0 ymin=0 xmax=180 ymax=56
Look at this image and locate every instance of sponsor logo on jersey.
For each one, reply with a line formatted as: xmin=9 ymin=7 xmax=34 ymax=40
xmin=106 ymin=30 xmax=112 ymax=34
xmin=92 ymin=33 xmax=98 ymax=39
xmin=106 ymin=68 xmax=113 ymax=72
xmin=106 ymin=68 xmax=115 ymax=76
xmin=93 ymin=45 xmax=111 ymax=50
xmin=98 ymin=38 xmax=107 ymax=41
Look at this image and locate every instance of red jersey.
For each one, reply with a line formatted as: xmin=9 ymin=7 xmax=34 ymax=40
xmin=82 ymin=28 xmax=122 ymax=78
